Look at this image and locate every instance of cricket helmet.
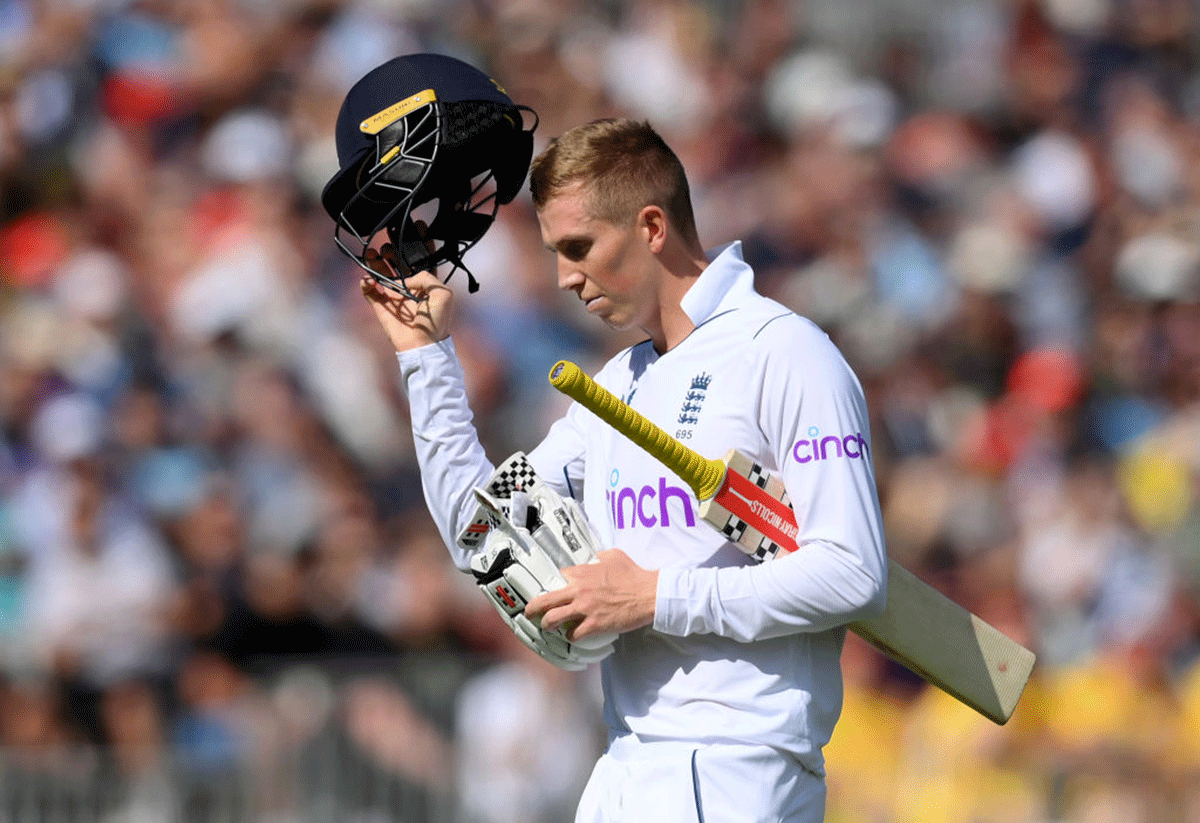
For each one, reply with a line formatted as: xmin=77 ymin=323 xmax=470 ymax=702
xmin=321 ymin=53 xmax=537 ymax=295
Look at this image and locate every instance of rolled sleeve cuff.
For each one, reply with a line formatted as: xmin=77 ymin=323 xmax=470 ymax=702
xmin=654 ymin=566 xmax=716 ymax=637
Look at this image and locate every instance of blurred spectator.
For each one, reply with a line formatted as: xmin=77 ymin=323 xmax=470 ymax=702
xmin=170 ymin=648 xmax=265 ymax=776
xmin=98 ymin=677 xmax=175 ymax=822
xmin=15 ymin=397 xmax=175 ymax=740
xmin=454 ymin=617 xmax=605 ymax=823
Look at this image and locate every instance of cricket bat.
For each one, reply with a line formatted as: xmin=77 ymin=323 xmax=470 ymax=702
xmin=548 ymin=360 xmax=1035 ymax=725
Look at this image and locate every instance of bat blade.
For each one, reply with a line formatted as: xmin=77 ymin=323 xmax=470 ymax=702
xmin=853 ymin=563 xmax=1035 ymax=725
xmin=548 ymin=360 xmax=1035 ymax=724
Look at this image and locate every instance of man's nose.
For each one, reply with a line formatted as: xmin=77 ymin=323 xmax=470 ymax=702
xmin=558 ymin=262 xmax=585 ymax=291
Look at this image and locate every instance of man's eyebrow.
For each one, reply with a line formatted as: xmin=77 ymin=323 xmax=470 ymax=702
xmin=544 ymin=235 xmax=590 ymax=253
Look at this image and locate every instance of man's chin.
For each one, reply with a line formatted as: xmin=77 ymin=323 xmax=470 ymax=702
xmin=598 ymin=313 xmax=633 ymax=331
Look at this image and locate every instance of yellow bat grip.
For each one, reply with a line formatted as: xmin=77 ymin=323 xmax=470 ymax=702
xmin=548 ymin=360 xmax=725 ymax=501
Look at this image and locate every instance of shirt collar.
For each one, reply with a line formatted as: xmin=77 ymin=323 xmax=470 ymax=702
xmin=680 ymin=240 xmax=755 ymax=327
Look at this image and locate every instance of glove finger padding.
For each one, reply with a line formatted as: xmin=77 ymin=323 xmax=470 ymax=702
xmin=466 ymin=454 xmax=617 ymax=670
xmin=470 ymin=536 xmax=611 ymax=670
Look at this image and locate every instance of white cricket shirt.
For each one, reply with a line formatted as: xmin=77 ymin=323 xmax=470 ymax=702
xmin=399 ymin=242 xmax=887 ymax=777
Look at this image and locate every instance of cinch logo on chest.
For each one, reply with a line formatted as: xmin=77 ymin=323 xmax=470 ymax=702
xmin=605 ymin=473 xmax=696 ymax=530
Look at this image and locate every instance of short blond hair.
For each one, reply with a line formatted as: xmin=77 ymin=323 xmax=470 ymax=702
xmin=529 ymin=118 xmax=700 ymax=245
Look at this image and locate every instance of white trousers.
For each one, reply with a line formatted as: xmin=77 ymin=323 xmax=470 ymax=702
xmin=574 ymin=737 xmax=825 ymax=823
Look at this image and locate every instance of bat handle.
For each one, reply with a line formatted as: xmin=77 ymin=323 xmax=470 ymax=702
xmin=548 ymin=361 xmax=725 ymax=500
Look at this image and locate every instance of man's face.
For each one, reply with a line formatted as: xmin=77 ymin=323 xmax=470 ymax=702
xmin=537 ymin=184 xmax=658 ymax=332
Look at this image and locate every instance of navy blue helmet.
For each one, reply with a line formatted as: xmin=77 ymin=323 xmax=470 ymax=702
xmin=322 ymin=53 xmax=537 ymax=295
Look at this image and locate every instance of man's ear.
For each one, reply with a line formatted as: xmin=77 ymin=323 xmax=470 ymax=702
xmin=638 ymin=205 xmax=668 ymax=253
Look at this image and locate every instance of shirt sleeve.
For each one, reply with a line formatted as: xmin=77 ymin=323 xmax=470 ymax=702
xmin=653 ymin=318 xmax=888 ymax=641
xmin=397 ymin=339 xmax=496 ymax=571
xmin=527 ymin=401 xmax=588 ymax=500
xmin=398 ymin=338 xmax=590 ymax=571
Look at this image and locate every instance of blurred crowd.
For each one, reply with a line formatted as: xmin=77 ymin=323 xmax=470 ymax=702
xmin=1 ymin=0 xmax=1200 ymax=821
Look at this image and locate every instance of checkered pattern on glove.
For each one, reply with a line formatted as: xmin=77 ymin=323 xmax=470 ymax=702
xmin=455 ymin=452 xmax=541 ymax=551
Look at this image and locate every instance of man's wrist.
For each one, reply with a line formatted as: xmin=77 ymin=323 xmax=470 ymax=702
xmin=639 ymin=568 xmax=660 ymax=629
xmin=392 ymin=333 xmax=443 ymax=353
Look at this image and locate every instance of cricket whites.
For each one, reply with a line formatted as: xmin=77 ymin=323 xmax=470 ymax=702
xmin=549 ymin=360 xmax=1035 ymax=725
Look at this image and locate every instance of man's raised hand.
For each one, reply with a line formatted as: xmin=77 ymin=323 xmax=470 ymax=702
xmin=360 ymin=245 xmax=455 ymax=352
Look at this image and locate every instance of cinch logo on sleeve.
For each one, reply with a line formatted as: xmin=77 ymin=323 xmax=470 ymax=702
xmin=605 ymin=469 xmax=696 ymax=530
xmin=793 ymin=426 xmax=869 ymax=463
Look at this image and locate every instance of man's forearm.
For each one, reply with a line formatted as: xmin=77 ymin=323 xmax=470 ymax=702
xmin=398 ymin=339 xmax=494 ymax=570
xmin=653 ymin=544 xmax=886 ymax=642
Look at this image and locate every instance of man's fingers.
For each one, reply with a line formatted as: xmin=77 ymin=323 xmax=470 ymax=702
xmin=409 ymin=219 xmax=437 ymax=254
xmin=356 ymin=235 xmax=455 ymax=350
xmin=363 ymin=247 xmax=393 ymax=279
xmin=359 ymin=265 xmax=445 ymax=304
xmin=529 ymin=565 xmax=590 ymax=630
xmin=562 ymin=617 xmax=586 ymax=641
xmin=378 ymin=242 xmax=405 ymax=270
xmin=360 ymin=274 xmax=395 ymax=305
xmin=525 ymin=589 xmax=558 ymax=619
xmin=402 ymin=270 xmax=449 ymax=293
xmin=537 ymin=605 xmax=583 ymax=636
